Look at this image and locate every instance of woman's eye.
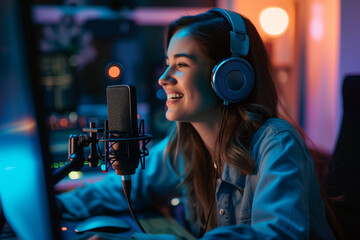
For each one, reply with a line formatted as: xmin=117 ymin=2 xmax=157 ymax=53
xmin=177 ymin=63 xmax=188 ymax=68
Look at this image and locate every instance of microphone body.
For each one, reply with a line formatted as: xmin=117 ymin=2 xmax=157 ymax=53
xmin=106 ymin=85 xmax=139 ymax=175
xmin=106 ymin=83 xmax=150 ymax=233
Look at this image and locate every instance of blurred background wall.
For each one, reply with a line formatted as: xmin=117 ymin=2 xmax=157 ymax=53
xmin=26 ymin=0 xmax=359 ymax=177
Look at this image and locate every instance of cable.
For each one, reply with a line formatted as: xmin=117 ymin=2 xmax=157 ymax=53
xmin=199 ymin=104 xmax=228 ymax=237
xmin=121 ymin=176 xmax=146 ymax=233
xmin=217 ymin=104 xmax=228 ymax=174
xmin=199 ymin=166 xmax=218 ymax=238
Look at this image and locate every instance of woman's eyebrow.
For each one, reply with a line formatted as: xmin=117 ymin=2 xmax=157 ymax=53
xmin=165 ymin=53 xmax=197 ymax=61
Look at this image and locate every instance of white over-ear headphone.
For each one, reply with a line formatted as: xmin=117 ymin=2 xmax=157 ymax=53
xmin=209 ymin=8 xmax=254 ymax=105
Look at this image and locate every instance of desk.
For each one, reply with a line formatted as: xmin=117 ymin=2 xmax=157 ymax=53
xmin=55 ymin=173 xmax=196 ymax=239
xmin=61 ymin=214 xmax=138 ymax=239
xmin=1 ymin=207 xmax=196 ymax=240
xmin=55 ymin=171 xmax=106 ymax=193
xmin=61 ymin=212 xmax=196 ymax=240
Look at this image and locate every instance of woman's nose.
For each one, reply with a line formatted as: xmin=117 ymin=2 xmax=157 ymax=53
xmin=158 ymin=67 xmax=176 ymax=87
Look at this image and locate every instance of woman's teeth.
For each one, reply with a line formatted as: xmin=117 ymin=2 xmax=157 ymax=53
xmin=167 ymin=93 xmax=184 ymax=100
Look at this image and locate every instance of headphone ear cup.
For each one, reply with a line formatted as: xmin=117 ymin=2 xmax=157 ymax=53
xmin=212 ymin=57 xmax=254 ymax=103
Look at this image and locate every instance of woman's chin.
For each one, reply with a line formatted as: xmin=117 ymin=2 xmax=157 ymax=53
xmin=165 ymin=113 xmax=177 ymax=122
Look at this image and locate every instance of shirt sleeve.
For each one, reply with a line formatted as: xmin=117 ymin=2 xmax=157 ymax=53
xmin=57 ymin=137 xmax=181 ymax=220
xmin=201 ymin=129 xmax=333 ymax=239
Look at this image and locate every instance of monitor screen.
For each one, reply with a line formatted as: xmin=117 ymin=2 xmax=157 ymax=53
xmin=0 ymin=0 xmax=60 ymax=239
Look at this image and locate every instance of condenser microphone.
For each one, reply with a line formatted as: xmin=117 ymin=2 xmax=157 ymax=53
xmin=106 ymin=85 xmax=148 ymax=233
xmin=106 ymin=85 xmax=140 ymax=175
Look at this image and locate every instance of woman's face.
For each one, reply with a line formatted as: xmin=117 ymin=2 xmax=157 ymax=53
xmin=158 ymin=28 xmax=219 ymax=123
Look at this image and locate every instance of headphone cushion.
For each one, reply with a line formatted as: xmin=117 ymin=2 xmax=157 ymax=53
xmin=212 ymin=57 xmax=254 ymax=103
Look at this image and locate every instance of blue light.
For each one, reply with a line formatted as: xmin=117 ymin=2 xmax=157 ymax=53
xmin=156 ymin=88 xmax=167 ymax=100
xmin=0 ymin=134 xmax=54 ymax=239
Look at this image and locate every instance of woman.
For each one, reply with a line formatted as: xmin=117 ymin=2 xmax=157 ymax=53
xmin=57 ymin=8 xmax=337 ymax=239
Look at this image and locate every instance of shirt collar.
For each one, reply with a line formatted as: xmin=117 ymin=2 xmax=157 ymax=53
xmin=221 ymin=163 xmax=247 ymax=190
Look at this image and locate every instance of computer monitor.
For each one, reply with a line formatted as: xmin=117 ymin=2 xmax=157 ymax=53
xmin=0 ymin=0 xmax=61 ymax=239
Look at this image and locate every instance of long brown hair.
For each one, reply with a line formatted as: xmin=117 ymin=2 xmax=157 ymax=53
xmin=162 ymin=9 xmax=342 ymax=237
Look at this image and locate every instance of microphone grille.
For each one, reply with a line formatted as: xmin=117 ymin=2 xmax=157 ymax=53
xmin=106 ymin=85 xmax=138 ymax=136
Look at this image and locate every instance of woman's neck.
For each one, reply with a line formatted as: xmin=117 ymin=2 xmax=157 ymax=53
xmin=191 ymin=120 xmax=220 ymax=160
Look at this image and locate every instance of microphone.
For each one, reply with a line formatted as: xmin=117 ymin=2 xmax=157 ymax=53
xmin=105 ymin=84 xmax=149 ymax=233
xmin=106 ymin=85 xmax=140 ymax=176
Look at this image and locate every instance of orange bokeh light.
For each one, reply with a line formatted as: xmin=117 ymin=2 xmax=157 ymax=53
xmin=59 ymin=118 xmax=68 ymax=128
xmin=108 ymin=66 xmax=121 ymax=78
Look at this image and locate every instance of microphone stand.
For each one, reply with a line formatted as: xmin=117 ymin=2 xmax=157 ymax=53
xmin=52 ymin=122 xmax=103 ymax=185
xmin=52 ymin=151 xmax=84 ymax=185
xmin=99 ymin=119 xmax=151 ymax=233
xmin=52 ymin=120 xmax=151 ymax=233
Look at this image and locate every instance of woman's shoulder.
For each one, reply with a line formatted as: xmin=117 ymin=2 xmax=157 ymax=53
xmin=250 ymin=118 xmax=312 ymax=174
xmin=250 ymin=118 xmax=308 ymax=158
xmin=146 ymin=136 xmax=170 ymax=158
xmin=260 ymin=118 xmax=297 ymax=133
xmin=150 ymin=136 xmax=169 ymax=149
xmin=253 ymin=118 xmax=302 ymax=140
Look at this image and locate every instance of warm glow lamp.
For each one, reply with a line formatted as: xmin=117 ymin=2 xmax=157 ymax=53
xmin=260 ymin=7 xmax=289 ymax=36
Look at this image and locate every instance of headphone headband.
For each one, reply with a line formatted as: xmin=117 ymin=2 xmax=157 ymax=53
xmin=209 ymin=8 xmax=249 ymax=56
xmin=208 ymin=8 xmax=254 ymax=104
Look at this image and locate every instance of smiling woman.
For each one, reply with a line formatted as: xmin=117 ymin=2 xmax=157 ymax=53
xmin=56 ymin=8 xmax=340 ymax=240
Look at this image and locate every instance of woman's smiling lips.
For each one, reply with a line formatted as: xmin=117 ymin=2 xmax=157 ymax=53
xmin=165 ymin=91 xmax=184 ymax=105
